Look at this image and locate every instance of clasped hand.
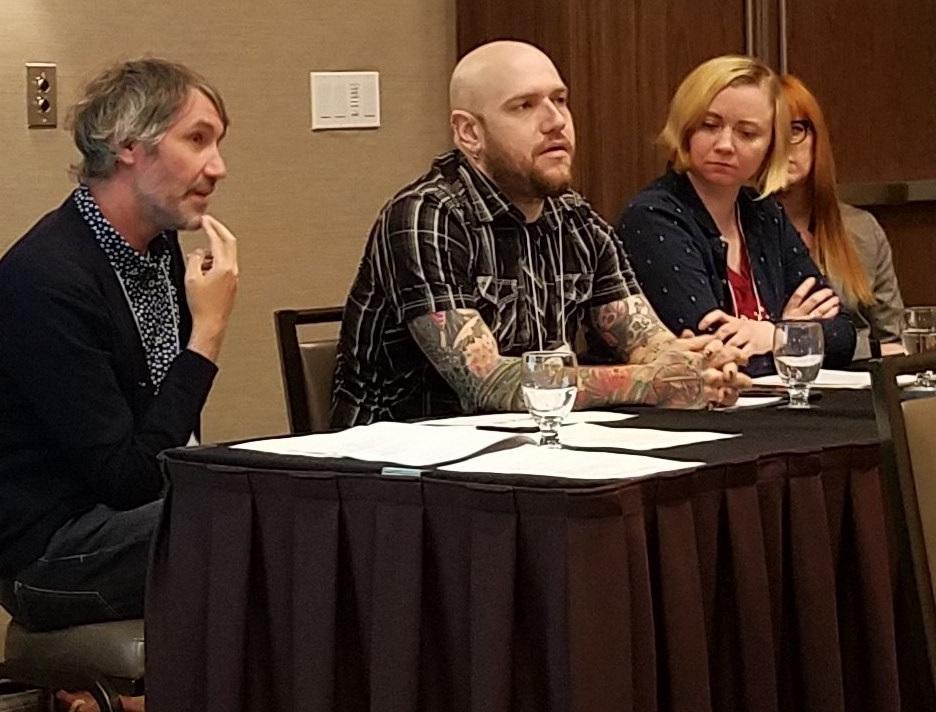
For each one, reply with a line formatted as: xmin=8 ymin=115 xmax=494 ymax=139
xmin=696 ymin=276 xmax=839 ymax=357
xmin=652 ymin=333 xmax=751 ymax=409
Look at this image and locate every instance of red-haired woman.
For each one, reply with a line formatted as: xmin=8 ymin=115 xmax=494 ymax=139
xmin=777 ymin=74 xmax=905 ymax=358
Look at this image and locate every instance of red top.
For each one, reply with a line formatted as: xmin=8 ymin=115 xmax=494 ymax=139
xmin=727 ymin=245 xmax=762 ymax=320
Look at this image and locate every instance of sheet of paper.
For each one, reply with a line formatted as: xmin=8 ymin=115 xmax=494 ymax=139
xmin=441 ymin=443 xmax=700 ymax=479
xmin=557 ymin=423 xmax=739 ymax=450
xmin=232 ymin=422 xmax=528 ymax=467
xmin=717 ymin=396 xmax=784 ymax=411
xmin=420 ymin=410 xmax=636 ymax=427
xmin=752 ymin=369 xmax=915 ymax=390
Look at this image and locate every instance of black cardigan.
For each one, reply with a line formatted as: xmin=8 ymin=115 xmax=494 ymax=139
xmin=0 ymin=196 xmax=217 ymax=576
xmin=616 ymin=170 xmax=856 ymax=375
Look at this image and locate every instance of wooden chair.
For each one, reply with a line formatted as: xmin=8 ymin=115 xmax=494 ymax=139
xmin=274 ymin=307 xmax=344 ymax=434
xmin=870 ymin=352 xmax=936 ymax=694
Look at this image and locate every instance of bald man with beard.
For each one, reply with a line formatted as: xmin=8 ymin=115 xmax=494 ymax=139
xmin=331 ymin=41 xmax=750 ymax=427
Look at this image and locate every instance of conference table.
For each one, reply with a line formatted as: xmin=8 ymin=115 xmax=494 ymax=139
xmin=145 ymin=389 xmax=932 ymax=712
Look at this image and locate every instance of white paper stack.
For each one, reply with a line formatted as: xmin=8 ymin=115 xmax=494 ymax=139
xmin=232 ymin=421 xmax=527 ymax=467
xmin=718 ymin=395 xmax=784 ymax=410
xmin=752 ymin=369 xmax=915 ymax=390
xmin=232 ymin=418 xmax=733 ymax=474
xmin=557 ymin=423 xmax=738 ymax=450
xmin=441 ymin=444 xmax=699 ymax=480
xmin=419 ymin=410 xmax=635 ymax=428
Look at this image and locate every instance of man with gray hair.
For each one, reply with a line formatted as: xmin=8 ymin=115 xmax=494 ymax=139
xmin=0 ymin=57 xmax=238 ymax=638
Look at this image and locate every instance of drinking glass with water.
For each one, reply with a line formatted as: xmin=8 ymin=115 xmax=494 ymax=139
xmin=773 ymin=321 xmax=824 ymax=408
xmin=901 ymin=306 xmax=936 ymax=390
xmin=520 ymin=351 xmax=578 ymax=448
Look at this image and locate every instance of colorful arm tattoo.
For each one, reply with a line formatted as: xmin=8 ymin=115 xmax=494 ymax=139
xmin=408 ymin=309 xmax=525 ymax=413
xmin=574 ymin=352 xmax=705 ymax=409
xmin=409 ymin=307 xmax=705 ymax=413
xmin=591 ymin=295 xmax=676 ymax=364
xmin=582 ymin=296 xmax=709 ymax=408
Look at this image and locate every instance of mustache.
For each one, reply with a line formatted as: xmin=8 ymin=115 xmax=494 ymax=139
xmin=536 ymin=138 xmax=573 ymax=155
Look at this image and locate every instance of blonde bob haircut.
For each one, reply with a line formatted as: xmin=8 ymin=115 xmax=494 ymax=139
xmin=659 ymin=55 xmax=790 ymax=197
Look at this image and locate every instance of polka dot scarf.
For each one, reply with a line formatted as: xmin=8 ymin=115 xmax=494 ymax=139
xmin=73 ymin=185 xmax=180 ymax=391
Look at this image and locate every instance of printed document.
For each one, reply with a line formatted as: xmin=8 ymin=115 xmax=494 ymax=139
xmin=442 ymin=444 xmax=699 ymax=479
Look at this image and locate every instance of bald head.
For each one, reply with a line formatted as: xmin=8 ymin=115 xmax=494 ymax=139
xmin=448 ymin=40 xmax=575 ymax=220
xmin=450 ymin=41 xmax=562 ymax=115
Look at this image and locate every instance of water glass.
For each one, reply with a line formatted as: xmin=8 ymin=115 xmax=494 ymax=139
xmin=520 ymin=351 xmax=578 ymax=448
xmin=901 ymin=307 xmax=936 ymax=390
xmin=773 ymin=321 xmax=824 ymax=408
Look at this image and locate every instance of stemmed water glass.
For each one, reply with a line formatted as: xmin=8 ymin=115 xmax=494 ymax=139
xmin=773 ymin=321 xmax=824 ymax=408
xmin=520 ymin=351 xmax=578 ymax=448
xmin=901 ymin=307 xmax=936 ymax=391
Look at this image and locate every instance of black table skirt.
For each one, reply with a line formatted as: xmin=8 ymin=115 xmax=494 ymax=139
xmin=145 ymin=391 xmax=934 ymax=711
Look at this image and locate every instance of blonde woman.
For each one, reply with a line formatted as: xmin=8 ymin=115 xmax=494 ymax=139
xmin=616 ymin=55 xmax=855 ymax=374
xmin=778 ymin=74 xmax=904 ymax=358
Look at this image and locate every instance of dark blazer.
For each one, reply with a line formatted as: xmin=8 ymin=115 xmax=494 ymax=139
xmin=616 ymin=169 xmax=856 ymax=375
xmin=0 ymin=196 xmax=217 ymax=575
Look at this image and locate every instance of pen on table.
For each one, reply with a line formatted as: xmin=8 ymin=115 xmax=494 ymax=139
xmin=742 ymin=387 xmax=788 ymax=397
xmin=742 ymin=387 xmax=823 ymax=401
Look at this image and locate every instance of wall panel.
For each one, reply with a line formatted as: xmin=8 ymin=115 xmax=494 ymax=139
xmin=787 ymin=0 xmax=936 ymax=183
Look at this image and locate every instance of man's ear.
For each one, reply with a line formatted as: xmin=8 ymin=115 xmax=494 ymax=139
xmin=451 ymin=110 xmax=483 ymax=160
xmin=115 ymin=141 xmax=139 ymax=167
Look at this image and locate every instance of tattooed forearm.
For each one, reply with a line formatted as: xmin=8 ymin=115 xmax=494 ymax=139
xmin=576 ymin=350 xmax=705 ymax=410
xmin=591 ymin=296 xmax=672 ymax=364
xmin=409 ymin=309 xmax=525 ymax=412
xmin=410 ymin=307 xmax=707 ymax=415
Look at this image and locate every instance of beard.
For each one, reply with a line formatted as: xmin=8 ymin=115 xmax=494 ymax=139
xmin=484 ymin=140 xmax=573 ymax=201
xmin=142 ymin=197 xmax=201 ymax=232
xmin=135 ymin=180 xmax=208 ymax=233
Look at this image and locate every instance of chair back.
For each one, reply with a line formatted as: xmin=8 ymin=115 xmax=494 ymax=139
xmin=903 ymin=395 xmax=936 ymax=587
xmin=299 ymin=339 xmax=339 ymax=432
xmin=870 ymin=351 xmax=936 ymax=689
xmin=275 ymin=307 xmax=344 ymax=433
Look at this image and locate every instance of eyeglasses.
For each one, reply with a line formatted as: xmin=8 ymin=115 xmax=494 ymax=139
xmin=790 ymin=119 xmax=813 ymax=145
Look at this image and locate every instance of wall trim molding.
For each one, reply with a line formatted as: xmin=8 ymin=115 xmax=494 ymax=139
xmin=838 ymin=180 xmax=936 ymax=207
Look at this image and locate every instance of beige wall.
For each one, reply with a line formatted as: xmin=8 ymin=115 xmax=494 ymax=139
xmin=0 ymin=0 xmax=456 ymax=441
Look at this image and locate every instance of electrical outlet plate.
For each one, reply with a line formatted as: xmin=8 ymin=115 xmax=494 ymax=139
xmin=26 ymin=62 xmax=57 ymax=128
xmin=310 ymin=71 xmax=380 ymax=130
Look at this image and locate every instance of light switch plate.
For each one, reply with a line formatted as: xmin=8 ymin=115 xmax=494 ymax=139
xmin=310 ymin=71 xmax=380 ymax=130
xmin=26 ymin=62 xmax=57 ymax=128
